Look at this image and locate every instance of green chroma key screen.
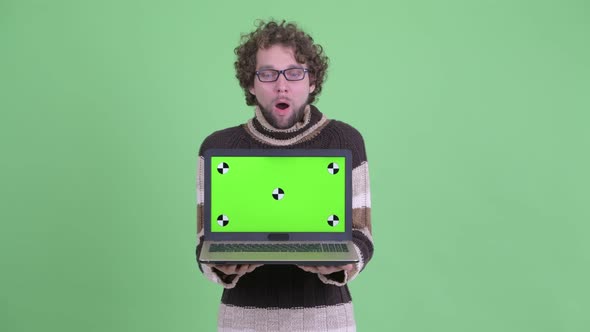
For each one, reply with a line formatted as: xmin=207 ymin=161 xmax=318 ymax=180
xmin=210 ymin=156 xmax=346 ymax=233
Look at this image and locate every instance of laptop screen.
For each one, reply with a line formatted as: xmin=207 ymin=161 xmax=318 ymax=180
xmin=209 ymin=155 xmax=346 ymax=233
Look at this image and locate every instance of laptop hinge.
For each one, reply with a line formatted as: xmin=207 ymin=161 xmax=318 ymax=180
xmin=267 ymin=233 xmax=289 ymax=241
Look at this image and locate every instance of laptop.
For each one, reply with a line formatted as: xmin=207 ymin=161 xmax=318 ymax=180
xmin=198 ymin=148 xmax=360 ymax=265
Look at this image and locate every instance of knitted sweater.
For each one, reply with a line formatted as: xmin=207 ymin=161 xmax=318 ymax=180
xmin=196 ymin=105 xmax=373 ymax=331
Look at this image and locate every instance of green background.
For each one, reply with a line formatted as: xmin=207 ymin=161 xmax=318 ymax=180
xmin=210 ymin=156 xmax=345 ymax=232
xmin=1 ymin=0 xmax=589 ymax=331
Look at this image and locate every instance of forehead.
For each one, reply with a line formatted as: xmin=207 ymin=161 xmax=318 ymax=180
xmin=256 ymin=44 xmax=304 ymax=69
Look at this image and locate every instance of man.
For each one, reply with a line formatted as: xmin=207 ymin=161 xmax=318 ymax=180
xmin=196 ymin=20 xmax=373 ymax=331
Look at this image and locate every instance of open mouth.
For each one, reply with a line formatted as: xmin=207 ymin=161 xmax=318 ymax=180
xmin=276 ymin=102 xmax=289 ymax=110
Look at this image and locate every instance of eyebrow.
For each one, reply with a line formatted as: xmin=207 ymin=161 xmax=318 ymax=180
xmin=257 ymin=65 xmax=305 ymax=70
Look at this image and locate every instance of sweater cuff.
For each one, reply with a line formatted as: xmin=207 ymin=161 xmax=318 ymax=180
xmin=202 ymin=264 xmax=241 ymax=289
xmin=317 ymin=263 xmax=360 ymax=286
xmin=317 ymin=241 xmax=365 ymax=286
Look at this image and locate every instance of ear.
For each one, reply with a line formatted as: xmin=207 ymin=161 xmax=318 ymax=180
xmin=249 ymin=86 xmax=255 ymax=95
xmin=309 ymin=84 xmax=316 ymax=93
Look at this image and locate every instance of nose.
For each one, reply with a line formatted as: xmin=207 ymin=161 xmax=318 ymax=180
xmin=275 ymin=74 xmax=289 ymax=93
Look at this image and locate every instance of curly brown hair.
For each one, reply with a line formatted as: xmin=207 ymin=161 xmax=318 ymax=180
xmin=234 ymin=20 xmax=329 ymax=106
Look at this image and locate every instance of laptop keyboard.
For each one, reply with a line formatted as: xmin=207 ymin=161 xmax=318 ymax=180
xmin=209 ymin=243 xmax=349 ymax=253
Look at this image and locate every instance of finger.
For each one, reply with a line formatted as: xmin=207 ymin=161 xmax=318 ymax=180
xmin=240 ymin=265 xmax=254 ymax=274
xmin=316 ymin=265 xmax=350 ymax=275
xmin=248 ymin=264 xmax=263 ymax=272
xmin=236 ymin=264 xmax=260 ymax=275
xmin=297 ymin=265 xmax=319 ymax=273
xmin=243 ymin=264 xmax=261 ymax=274
xmin=243 ymin=264 xmax=259 ymax=275
xmin=316 ymin=266 xmax=336 ymax=275
xmin=214 ymin=264 xmax=237 ymax=275
xmin=235 ymin=264 xmax=250 ymax=275
xmin=342 ymin=264 xmax=354 ymax=271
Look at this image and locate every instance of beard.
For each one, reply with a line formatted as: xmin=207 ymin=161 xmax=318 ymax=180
xmin=259 ymin=103 xmax=307 ymax=129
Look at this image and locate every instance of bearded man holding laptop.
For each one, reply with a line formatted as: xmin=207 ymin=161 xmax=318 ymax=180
xmin=196 ymin=20 xmax=374 ymax=332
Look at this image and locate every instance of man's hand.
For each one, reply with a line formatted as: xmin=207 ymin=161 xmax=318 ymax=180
xmin=296 ymin=264 xmax=354 ymax=275
xmin=208 ymin=264 xmax=262 ymax=277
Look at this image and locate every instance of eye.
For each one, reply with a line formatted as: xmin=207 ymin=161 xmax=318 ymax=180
xmin=258 ymin=70 xmax=277 ymax=81
xmin=286 ymin=69 xmax=304 ymax=79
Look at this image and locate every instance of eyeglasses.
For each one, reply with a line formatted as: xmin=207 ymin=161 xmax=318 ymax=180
xmin=255 ymin=68 xmax=310 ymax=82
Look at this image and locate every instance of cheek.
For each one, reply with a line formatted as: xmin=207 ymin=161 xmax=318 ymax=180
xmin=297 ymin=85 xmax=312 ymax=99
xmin=256 ymin=87 xmax=270 ymax=99
xmin=250 ymin=81 xmax=262 ymax=95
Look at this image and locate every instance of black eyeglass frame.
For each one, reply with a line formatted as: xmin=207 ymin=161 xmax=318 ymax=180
xmin=254 ymin=68 xmax=310 ymax=82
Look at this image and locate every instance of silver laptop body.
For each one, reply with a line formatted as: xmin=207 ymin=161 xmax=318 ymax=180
xmin=198 ymin=149 xmax=359 ymax=265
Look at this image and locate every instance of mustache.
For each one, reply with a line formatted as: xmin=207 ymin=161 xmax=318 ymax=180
xmin=272 ymin=97 xmax=292 ymax=103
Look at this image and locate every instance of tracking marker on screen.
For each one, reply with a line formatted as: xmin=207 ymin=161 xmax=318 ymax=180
xmin=217 ymin=162 xmax=229 ymax=174
xmin=272 ymin=188 xmax=285 ymax=200
xmin=327 ymin=215 xmax=339 ymax=227
xmin=217 ymin=214 xmax=229 ymax=227
xmin=327 ymin=162 xmax=339 ymax=175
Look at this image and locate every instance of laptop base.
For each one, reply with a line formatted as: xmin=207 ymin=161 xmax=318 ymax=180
xmin=199 ymin=241 xmax=359 ymax=266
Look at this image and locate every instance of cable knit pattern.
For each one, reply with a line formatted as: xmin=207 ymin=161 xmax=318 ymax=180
xmin=196 ymin=105 xmax=373 ymax=331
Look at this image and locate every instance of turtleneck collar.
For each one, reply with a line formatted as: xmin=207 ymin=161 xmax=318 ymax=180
xmin=254 ymin=105 xmax=312 ymax=133
xmin=244 ymin=104 xmax=330 ymax=146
